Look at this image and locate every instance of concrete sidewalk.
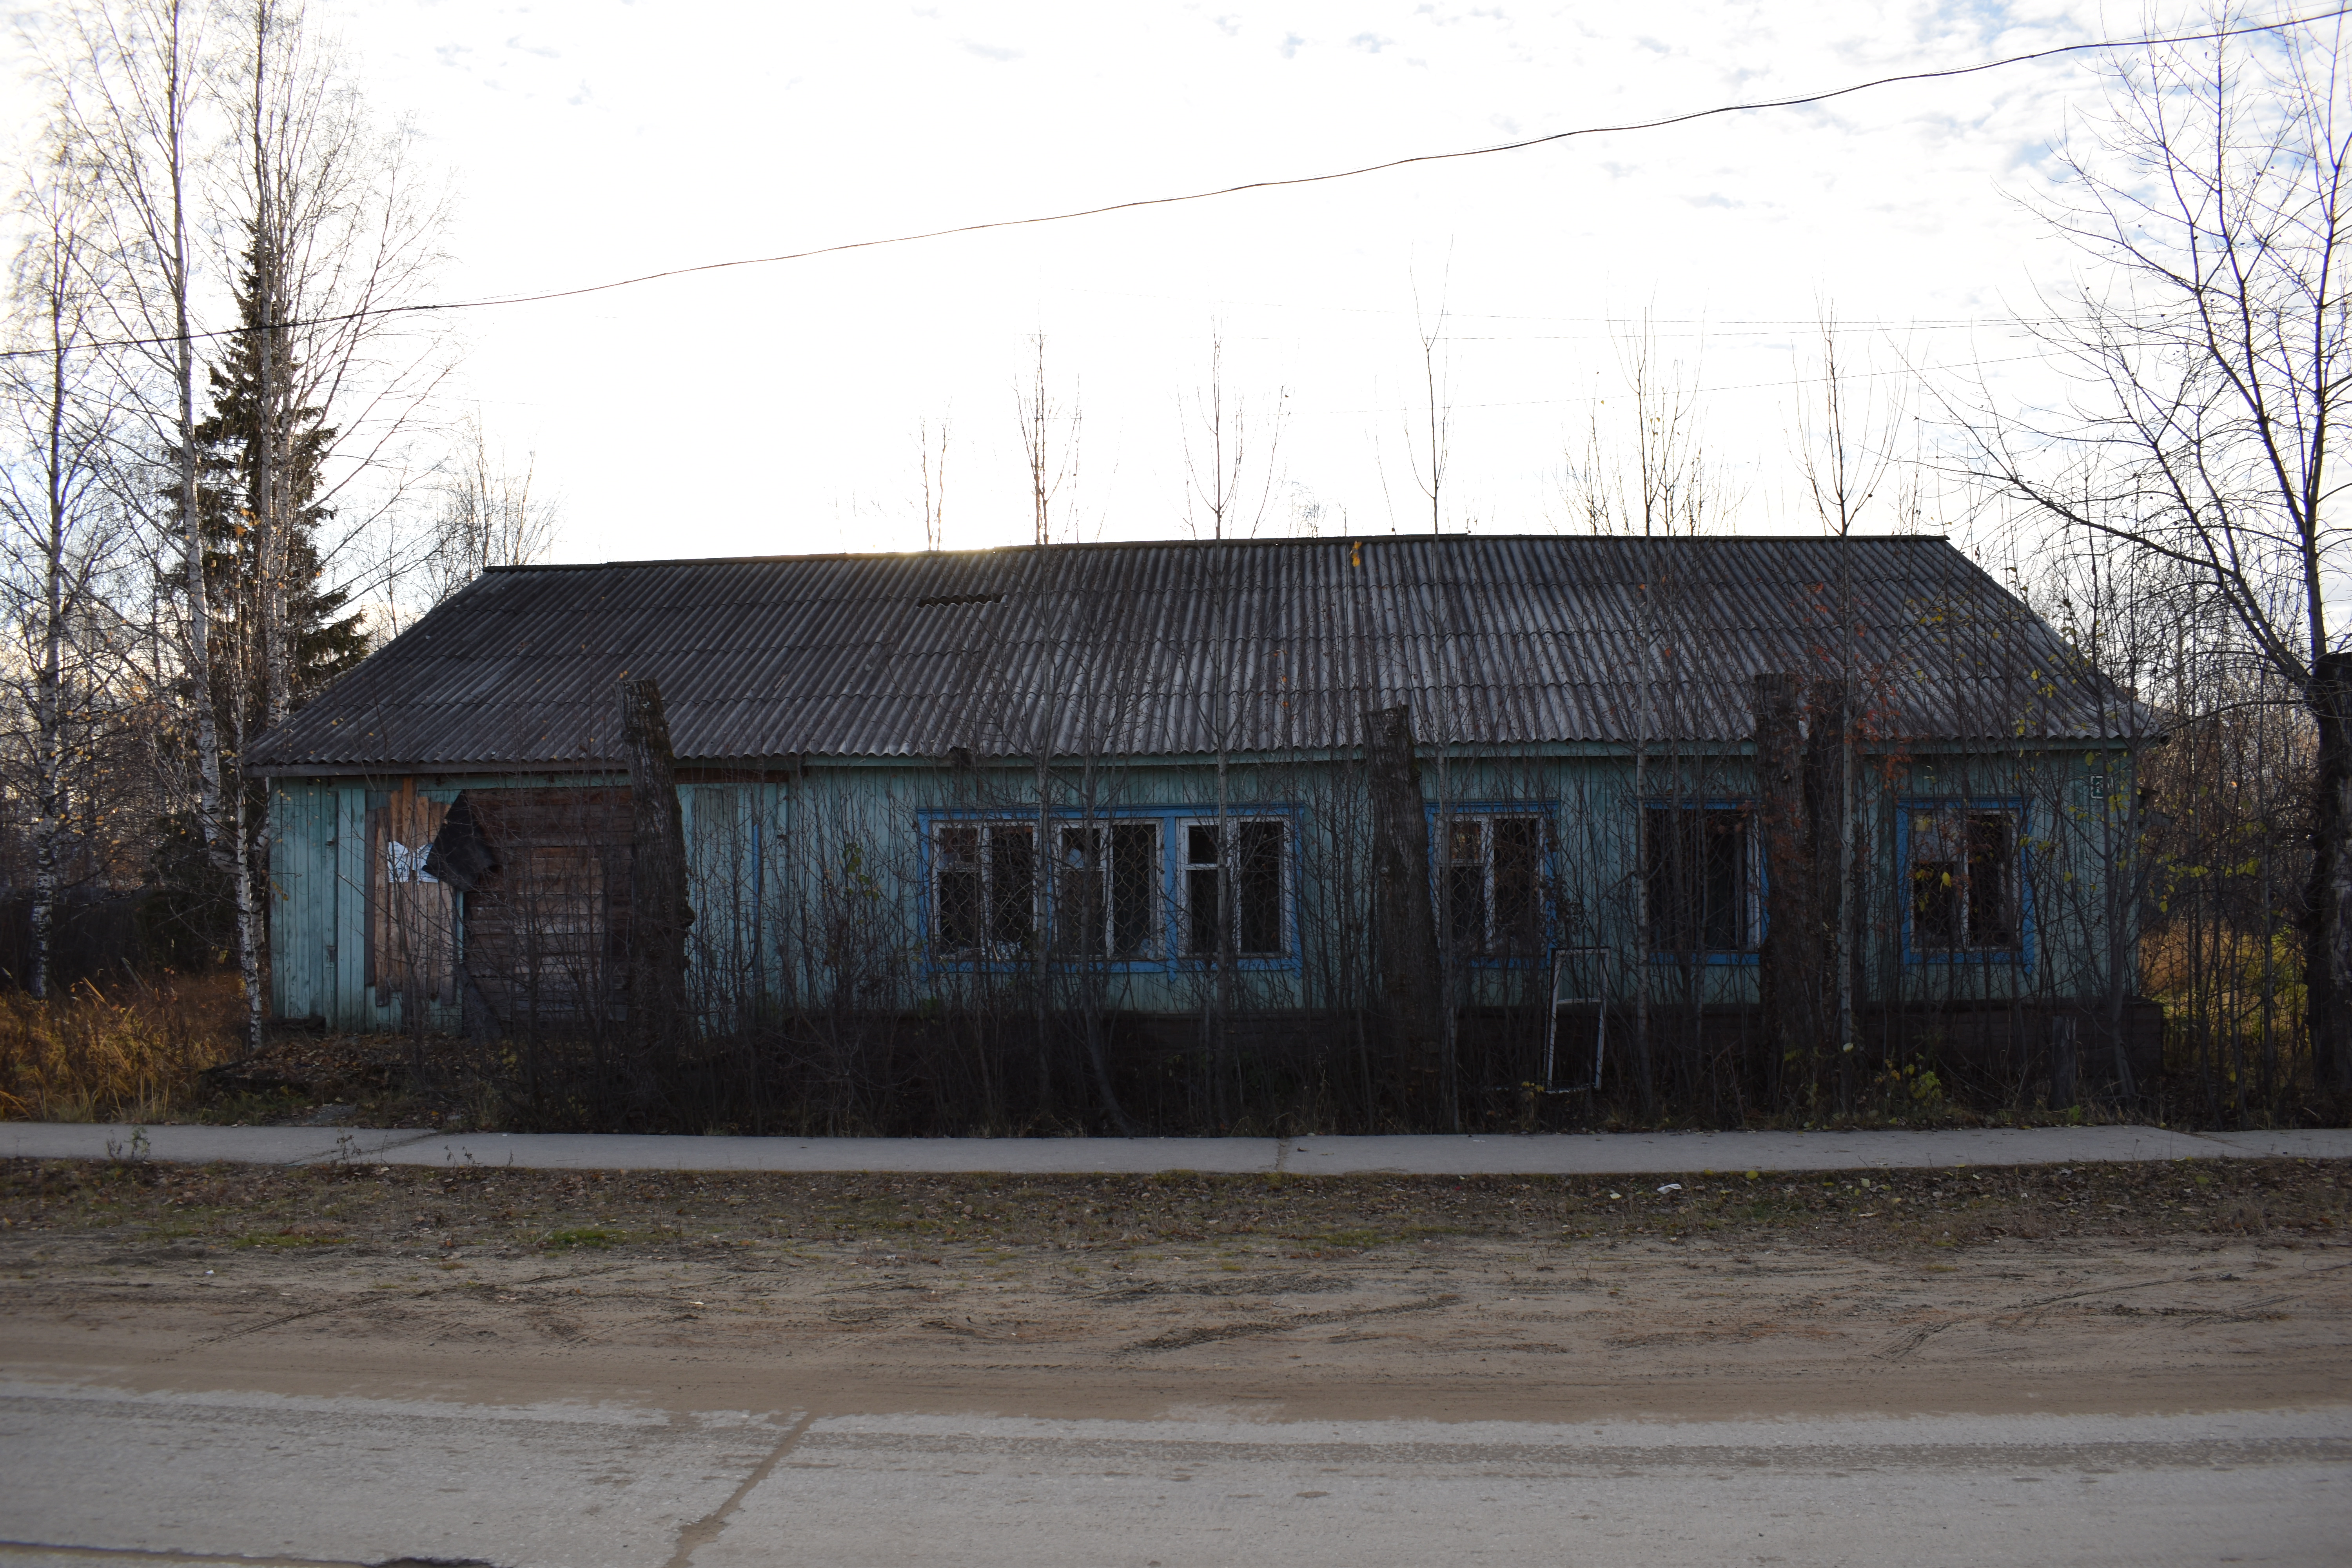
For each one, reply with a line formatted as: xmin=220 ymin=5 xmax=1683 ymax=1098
xmin=3 ymin=1120 xmax=2346 ymax=1174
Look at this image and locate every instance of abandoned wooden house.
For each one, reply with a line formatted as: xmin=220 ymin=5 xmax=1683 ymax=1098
xmin=249 ymin=534 xmax=2160 ymax=1102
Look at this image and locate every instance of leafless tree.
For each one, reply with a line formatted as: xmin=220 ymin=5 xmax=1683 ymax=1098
xmin=40 ymin=0 xmax=230 ymax=995
xmin=1407 ymin=265 xmax=1451 ymax=535
xmin=1568 ymin=318 xmax=1736 ymax=538
xmin=0 ymin=124 xmax=138 ymax=996
xmin=1180 ymin=328 xmax=1285 ymax=542
xmin=915 ymin=411 xmax=948 ymax=552
xmin=1953 ymin=10 xmax=2352 ymax=1088
xmin=421 ymin=413 xmax=558 ymax=605
xmin=1014 ymin=331 xmax=1078 ymax=547
xmin=224 ymin=0 xmax=452 ymax=726
xmin=1789 ymin=312 xmax=1920 ymax=1076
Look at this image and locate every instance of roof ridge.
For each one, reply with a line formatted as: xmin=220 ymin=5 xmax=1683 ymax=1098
xmin=485 ymin=532 xmax=1956 ymax=574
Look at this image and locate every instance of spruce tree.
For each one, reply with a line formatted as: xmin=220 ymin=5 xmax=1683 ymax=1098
xmin=151 ymin=239 xmax=372 ymax=966
xmin=180 ymin=237 xmax=370 ymax=762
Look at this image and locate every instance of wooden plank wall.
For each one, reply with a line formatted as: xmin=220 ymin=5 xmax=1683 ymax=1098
xmin=457 ymin=787 xmax=635 ymax=1032
xmin=267 ymin=781 xmax=338 ymax=1022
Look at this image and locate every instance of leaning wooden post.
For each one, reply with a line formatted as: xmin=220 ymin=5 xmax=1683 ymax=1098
xmin=1364 ymin=704 xmax=1445 ymax=1091
xmin=621 ymin=677 xmax=695 ymax=1074
xmin=1753 ymin=674 xmax=1811 ymax=1105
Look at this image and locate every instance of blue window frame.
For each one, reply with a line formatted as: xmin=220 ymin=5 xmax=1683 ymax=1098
xmin=919 ymin=806 xmax=1298 ymax=973
xmin=1899 ymin=798 xmax=2031 ymax=964
xmin=1426 ymin=803 xmax=1557 ymax=964
xmin=1642 ymin=799 xmax=1760 ymax=965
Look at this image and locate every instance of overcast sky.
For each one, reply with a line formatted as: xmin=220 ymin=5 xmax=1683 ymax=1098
xmin=7 ymin=2 xmax=2248 ymax=566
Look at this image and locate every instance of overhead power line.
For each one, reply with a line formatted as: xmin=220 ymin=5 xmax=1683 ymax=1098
xmin=5 ymin=5 xmax=2347 ymax=363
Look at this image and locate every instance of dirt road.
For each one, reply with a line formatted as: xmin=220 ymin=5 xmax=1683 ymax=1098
xmin=4 ymin=1154 xmax=2347 ymax=1417
xmin=3 ymin=1156 xmax=2346 ymax=1564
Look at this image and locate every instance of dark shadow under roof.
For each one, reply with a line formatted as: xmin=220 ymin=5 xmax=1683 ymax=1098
xmin=250 ymin=534 xmax=2143 ymax=772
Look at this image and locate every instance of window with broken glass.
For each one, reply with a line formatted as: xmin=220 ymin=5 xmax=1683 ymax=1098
xmin=1053 ymin=821 xmax=1160 ymax=959
xmin=1904 ymin=804 xmax=2023 ymax=957
xmin=1436 ymin=812 xmax=1552 ymax=957
xmin=1643 ymin=804 xmax=1755 ymax=956
xmin=933 ymin=818 xmax=1161 ymax=961
xmin=931 ymin=822 xmax=1037 ymax=957
xmin=1180 ymin=818 xmax=1288 ymax=961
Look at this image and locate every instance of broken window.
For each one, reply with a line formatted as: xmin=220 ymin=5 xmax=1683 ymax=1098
xmin=1054 ymin=822 xmax=1159 ymax=958
xmin=1437 ymin=812 xmax=1550 ymax=956
xmin=1907 ymin=806 xmax=2021 ymax=953
xmin=367 ymin=779 xmax=456 ymax=1009
xmin=1643 ymin=805 xmax=1753 ymax=954
xmin=1182 ymin=817 xmax=1287 ymax=960
xmin=933 ymin=823 xmax=1036 ymax=955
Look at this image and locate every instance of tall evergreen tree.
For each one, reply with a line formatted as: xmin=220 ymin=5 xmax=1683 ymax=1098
xmin=181 ymin=236 xmax=370 ymax=760
xmin=151 ymin=237 xmax=371 ymax=976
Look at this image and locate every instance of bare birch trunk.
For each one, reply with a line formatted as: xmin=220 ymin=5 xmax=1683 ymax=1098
xmin=245 ymin=44 xmax=282 ymax=1060
xmin=159 ymin=12 xmax=240 ymax=1049
xmin=247 ymin=2 xmax=287 ymax=731
xmin=31 ymin=283 xmax=69 ymax=1002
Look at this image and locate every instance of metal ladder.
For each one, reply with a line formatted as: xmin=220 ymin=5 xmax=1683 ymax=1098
xmin=1538 ymin=945 xmax=1610 ymax=1094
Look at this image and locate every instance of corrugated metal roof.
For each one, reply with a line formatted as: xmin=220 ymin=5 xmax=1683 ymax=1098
xmin=250 ymin=535 xmax=2142 ymax=771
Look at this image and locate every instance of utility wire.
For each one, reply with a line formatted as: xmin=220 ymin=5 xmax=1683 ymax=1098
xmin=6 ymin=4 xmax=2346 ymax=363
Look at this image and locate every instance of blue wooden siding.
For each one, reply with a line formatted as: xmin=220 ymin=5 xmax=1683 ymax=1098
xmin=267 ymin=780 xmax=336 ymax=1021
xmin=269 ymin=746 xmax=2134 ymax=1031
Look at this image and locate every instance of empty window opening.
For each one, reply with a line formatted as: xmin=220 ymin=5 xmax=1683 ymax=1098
xmin=934 ymin=823 xmax=1036 ymax=954
xmin=1644 ymin=805 xmax=1753 ymax=953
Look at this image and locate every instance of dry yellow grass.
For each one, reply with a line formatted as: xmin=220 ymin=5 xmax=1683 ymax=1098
xmin=0 ymin=975 xmax=245 ymax=1122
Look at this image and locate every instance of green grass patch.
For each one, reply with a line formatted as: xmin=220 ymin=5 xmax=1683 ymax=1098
xmin=1299 ymin=1227 xmax=1390 ymax=1250
xmin=542 ymin=1226 xmax=623 ymax=1250
xmin=231 ymin=1229 xmax=346 ymax=1249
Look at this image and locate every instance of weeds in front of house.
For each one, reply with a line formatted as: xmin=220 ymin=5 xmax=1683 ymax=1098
xmin=0 ymin=975 xmax=244 ymax=1123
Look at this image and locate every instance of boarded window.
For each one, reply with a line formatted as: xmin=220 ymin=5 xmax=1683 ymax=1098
xmin=370 ymin=780 xmax=454 ymax=1007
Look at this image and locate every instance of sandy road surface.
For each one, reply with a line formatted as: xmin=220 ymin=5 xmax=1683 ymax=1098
xmin=3 ymin=1157 xmax=2348 ymax=1563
